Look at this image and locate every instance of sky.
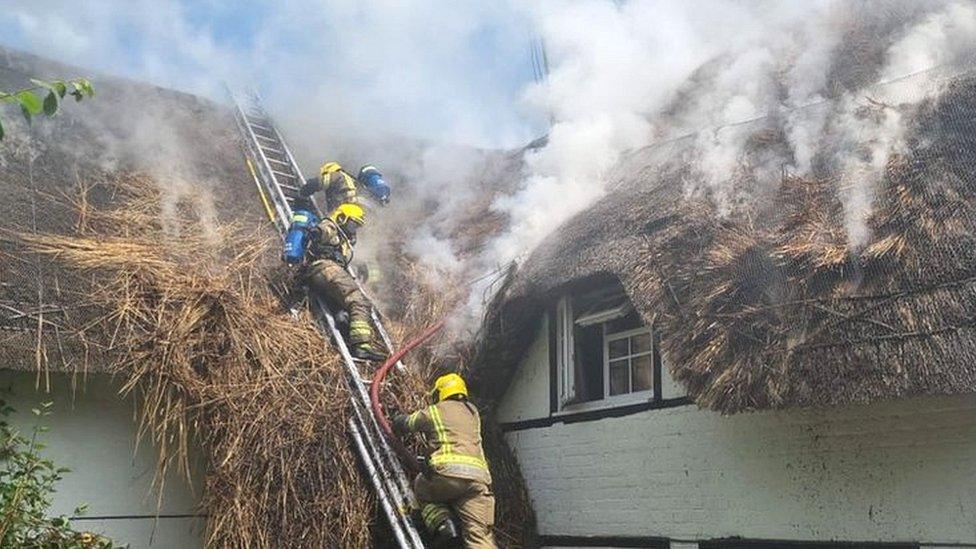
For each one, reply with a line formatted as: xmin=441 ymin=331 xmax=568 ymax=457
xmin=0 ymin=0 xmax=544 ymax=148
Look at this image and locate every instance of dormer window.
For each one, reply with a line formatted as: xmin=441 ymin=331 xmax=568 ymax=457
xmin=554 ymin=281 xmax=662 ymax=412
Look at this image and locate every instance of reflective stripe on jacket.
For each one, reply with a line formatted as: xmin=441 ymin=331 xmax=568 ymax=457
xmin=405 ymin=399 xmax=491 ymax=484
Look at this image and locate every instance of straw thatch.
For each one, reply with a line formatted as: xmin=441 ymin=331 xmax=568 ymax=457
xmin=4 ymin=176 xmax=382 ymax=546
xmin=475 ymin=72 xmax=976 ymax=415
xmin=0 ymin=46 xmax=268 ymax=375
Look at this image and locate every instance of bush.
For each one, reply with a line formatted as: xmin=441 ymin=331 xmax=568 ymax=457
xmin=0 ymin=399 xmax=117 ymax=548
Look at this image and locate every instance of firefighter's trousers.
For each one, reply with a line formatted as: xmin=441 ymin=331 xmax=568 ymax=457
xmin=414 ymin=473 xmax=496 ymax=549
xmin=307 ymin=259 xmax=373 ymax=345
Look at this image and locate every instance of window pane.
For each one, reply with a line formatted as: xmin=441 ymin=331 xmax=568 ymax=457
xmin=609 ymin=361 xmax=630 ymax=395
xmin=633 ymin=354 xmax=653 ymax=392
xmin=633 ymin=332 xmax=652 ymax=354
xmin=608 ymin=338 xmax=629 ymax=359
xmin=574 ymin=323 xmax=605 ymax=403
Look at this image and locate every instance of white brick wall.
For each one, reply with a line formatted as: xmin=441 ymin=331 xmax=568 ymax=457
xmin=499 ymin=314 xmax=976 ymax=545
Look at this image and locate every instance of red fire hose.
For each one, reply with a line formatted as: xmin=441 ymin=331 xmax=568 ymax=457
xmin=369 ymin=318 xmax=446 ymax=473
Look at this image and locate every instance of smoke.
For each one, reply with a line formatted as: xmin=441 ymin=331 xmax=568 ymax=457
xmin=4 ymin=0 xmax=976 ymax=334
xmin=481 ymin=0 xmax=976 ymax=267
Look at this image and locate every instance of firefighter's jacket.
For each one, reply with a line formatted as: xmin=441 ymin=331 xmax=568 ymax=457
xmin=308 ymin=218 xmax=354 ymax=266
xmin=300 ymin=170 xmax=359 ymax=211
xmin=403 ymin=399 xmax=492 ymax=485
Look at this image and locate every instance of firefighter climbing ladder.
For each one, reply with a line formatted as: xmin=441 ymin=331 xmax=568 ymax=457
xmin=229 ymin=89 xmax=426 ymax=549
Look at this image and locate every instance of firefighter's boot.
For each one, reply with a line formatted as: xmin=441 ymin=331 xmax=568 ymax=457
xmin=351 ymin=342 xmax=386 ymax=362
xmin=420 ymin=503 xmax=461 ymax=547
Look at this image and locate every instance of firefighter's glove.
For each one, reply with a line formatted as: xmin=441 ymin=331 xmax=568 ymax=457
xmin=300 ymin=177 xmax=322 ymax=198
xmin=392 ymin=414 xmax=410 ymax=437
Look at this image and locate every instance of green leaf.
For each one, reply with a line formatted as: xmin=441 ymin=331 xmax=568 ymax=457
xmin=53 ymin=81 xmax=67 ymax=98
xmin=43 ymin=91 xmax=58 ymax=116
xmin=77 ymin=78 xmax=94 ymax=97
xmin=17 ymin=90 xmax=43 ymax=115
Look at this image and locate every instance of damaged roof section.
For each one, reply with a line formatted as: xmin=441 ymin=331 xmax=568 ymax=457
xmin=475 ymin=70 xmax=976 ymax=415
xmin=0 ymin=47 xmax=267 ymax=373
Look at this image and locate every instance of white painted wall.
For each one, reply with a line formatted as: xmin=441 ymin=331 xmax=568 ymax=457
xmin=0 ymin=371 xmax=204 ymax=548
xmin=499 ymin=313 xmax=976 ymax=546
xmin=497 ymin=315 xmax=552 ymax=423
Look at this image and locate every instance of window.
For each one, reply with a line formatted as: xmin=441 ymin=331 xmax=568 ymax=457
xmin=555 ymin=283 xmax=660 ymax=412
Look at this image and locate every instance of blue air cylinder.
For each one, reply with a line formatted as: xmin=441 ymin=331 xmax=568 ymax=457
xmin=358 ymin=165 xmax=391 ymax=204
xmin=282 ymin=209 xmax=319 ymax=265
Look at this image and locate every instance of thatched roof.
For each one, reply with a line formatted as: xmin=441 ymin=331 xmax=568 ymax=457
xmin=474 ymin=71 xmax=976 ymax=414
xmin=0 ymin=47 xmax=267 ymax=372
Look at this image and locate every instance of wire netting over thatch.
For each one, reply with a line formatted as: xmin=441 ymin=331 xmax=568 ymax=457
xmin=476 ymin=69 xmax=976 ymax=415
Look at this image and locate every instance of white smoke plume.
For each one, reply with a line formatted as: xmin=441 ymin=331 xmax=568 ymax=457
xmin=4 ymin=0 xmax=976 ymax=333
xmin=484 ymin=0 xmax=976 ymax=265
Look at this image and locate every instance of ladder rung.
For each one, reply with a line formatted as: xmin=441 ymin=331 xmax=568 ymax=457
xmin=260 ymin=146 xmax=285 ymax=155
xmin=271 ymin=170 xmax=298 ymax=179
xmin=266 ymin=157 xmax=289 ymax=167
xmin=250 ymin=122 xmax=273 ymax=132
xmin=253 ymin=133 xmax=277 ymax=143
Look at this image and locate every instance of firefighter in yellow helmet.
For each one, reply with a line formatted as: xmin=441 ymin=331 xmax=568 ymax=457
xmin=393 ymin=373 xmax=496 ymax=549
xmin=298 ymin=161 xmax=359 ymax=211
xmin=307 ymin=203 xmax=385 ymax=361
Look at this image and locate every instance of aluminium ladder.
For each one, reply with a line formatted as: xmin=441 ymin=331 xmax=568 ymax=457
xmin=228 ymin=89 xmax=426 ymax=549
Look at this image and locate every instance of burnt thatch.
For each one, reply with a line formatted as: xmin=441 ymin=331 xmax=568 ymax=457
xmin=0 ymin=46 xmax=267 ymax=373
xmin=475 ymin=72 xmax=976 ymax=414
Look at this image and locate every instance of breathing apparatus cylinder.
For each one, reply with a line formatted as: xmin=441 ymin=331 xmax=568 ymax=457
xmin=358 ymin=165 xmax=391 ymax=204
xmin=282 ymin=209 xmax=320 ymax=265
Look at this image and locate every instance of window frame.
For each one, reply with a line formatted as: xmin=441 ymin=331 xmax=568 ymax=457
xmin=554 ymin=296 xmax=576 ymax=408
xmin=553 ymin=291 xmax=658 ymax=415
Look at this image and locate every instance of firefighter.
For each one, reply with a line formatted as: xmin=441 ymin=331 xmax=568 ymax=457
xmin=298 ymin=161 xmax=359 ymax=211
xmin=306 ymin=203 xmax=385 ymax=361
xmin=393 ymin=374 xmax=496 ymax=549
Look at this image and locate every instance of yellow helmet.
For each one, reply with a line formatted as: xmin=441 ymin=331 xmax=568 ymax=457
xmin=330 ymin=203 xmax=366 ymax=226
xmin=431 ymin=373 xmax=468 ymax=402
xmin=320 ymin=161 xmax=342 ymax=178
